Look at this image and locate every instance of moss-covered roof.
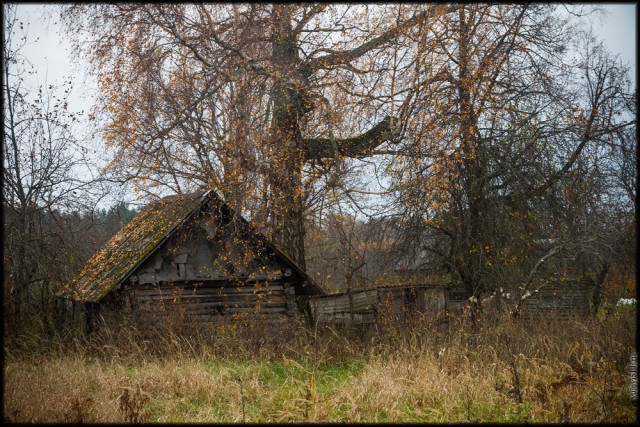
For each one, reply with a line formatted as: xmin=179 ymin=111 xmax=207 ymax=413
xmin=59 ymin=191 xmax=211 ymax=302
xmin=60 ymin=190 xmax=324 ymax=302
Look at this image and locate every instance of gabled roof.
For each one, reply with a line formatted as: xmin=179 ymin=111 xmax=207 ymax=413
xmin=60 ymin=190 xmax=324 ymax=302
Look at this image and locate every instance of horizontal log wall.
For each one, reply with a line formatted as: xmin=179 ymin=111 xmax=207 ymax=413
xmin=97 ymin=290 xmax=135 ymax=331
xmin=98 ymin=280 xmax=296 ymax=330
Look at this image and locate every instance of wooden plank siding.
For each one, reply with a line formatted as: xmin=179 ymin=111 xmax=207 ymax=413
xmin=96 ymin=280 xmax=297 ymax=330
xmin=310 ymin=285 xmax=468 ymax=326
xmin=309 ymin=280 xmax=595 ymax=326
xmin=309 ymin=290 xmax=378 ymax=324
xmin=521 ymin=281 xmax=595 ymax=320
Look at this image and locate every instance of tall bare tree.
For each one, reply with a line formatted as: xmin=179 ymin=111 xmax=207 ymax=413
xmin=3 ymin=4 xmax=103 ymax=332
xmin=60 ymin=4 xmax=453 ymax=269
xmin=389 ymin=4 xmax=636 ymax=298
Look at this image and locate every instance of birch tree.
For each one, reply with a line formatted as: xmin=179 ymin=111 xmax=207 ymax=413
xmin=60 ymin=4 xmax=450 ymax=269
xmin=389 ymin=4 xmax=636 ymax=298
xmin=3 ymin=4 xmax=103 ymax=331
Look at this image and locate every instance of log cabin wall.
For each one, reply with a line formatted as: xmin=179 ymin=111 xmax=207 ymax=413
xmin=94 ymin=289 xmax=136 ymax=331
xmin=521 ymin=281 xmax=595 ymax=320
xmin=61 ymin=190 xmax=322 ymax=333
xmin=94 ymin=201 xmax=303 ymax=329
xmin=96 ymin=281 xmax=297 ymax=330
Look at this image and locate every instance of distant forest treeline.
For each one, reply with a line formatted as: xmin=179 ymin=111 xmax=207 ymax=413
xmin=3 ymin=201 xmax=138 ymax=330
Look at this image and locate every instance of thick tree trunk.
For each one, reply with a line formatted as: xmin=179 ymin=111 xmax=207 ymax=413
xmin=270 ymin=150 xmax=307 ymax=271
xmin=268 ymin=5 xmax=309 ymax=270
xmin=265 ymin=5 xmax=404 ymax=271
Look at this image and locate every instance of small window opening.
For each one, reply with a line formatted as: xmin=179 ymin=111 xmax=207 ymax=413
xmin=225 ymin=262 xmax=235 ymax=275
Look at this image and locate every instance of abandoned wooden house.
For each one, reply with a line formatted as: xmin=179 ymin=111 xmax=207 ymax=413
xmin=309 ymin=284 xmax=470 ymax=326
xmin=57 ymin=190 xmax=325 ymax=332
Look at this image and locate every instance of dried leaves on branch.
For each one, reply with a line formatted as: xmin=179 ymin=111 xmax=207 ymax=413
xmin=57 ymin=4 xmax=635 ymax=298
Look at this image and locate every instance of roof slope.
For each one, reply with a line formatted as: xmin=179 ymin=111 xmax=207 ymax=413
xmin=60 ymin=190 xmax=325 ymax=302
xmin=59 ymin=191 xmax=210 ymax=302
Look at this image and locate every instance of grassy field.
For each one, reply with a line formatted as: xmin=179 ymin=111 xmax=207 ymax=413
xmin=3 ymin=310 xmax=637 ymax=423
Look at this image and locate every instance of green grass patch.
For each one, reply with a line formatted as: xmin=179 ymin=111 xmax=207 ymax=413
xmin=4 ymin=315 xmax=636 ymax=423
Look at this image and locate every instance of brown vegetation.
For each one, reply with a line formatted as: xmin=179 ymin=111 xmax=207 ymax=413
xmin=3 ymin=5 xmax=636 ymax=423
xmin=4 ymin=309 xmax=636 ymax=423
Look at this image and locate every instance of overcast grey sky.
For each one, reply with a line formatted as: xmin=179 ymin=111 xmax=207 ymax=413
xmin=10 ymin=3 xmax=637 ymax=112
xmin=6 ymin=4 xmax=636 ymax=208
xmin=590 ymin=2 xmax=637 ymax=86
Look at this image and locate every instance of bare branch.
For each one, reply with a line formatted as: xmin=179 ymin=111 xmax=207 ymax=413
xmin=301 ymin=116 xmax=399 ymax=160
xmin=304 ymin=6 xmax=451 ymax=71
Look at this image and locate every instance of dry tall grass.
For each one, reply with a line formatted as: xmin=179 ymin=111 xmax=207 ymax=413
xmin=3 ymin=310 xmax=637 ymax=423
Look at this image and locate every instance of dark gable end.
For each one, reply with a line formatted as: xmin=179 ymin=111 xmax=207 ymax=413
xmin=60 ymin=190 xmax=324 ymax=303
